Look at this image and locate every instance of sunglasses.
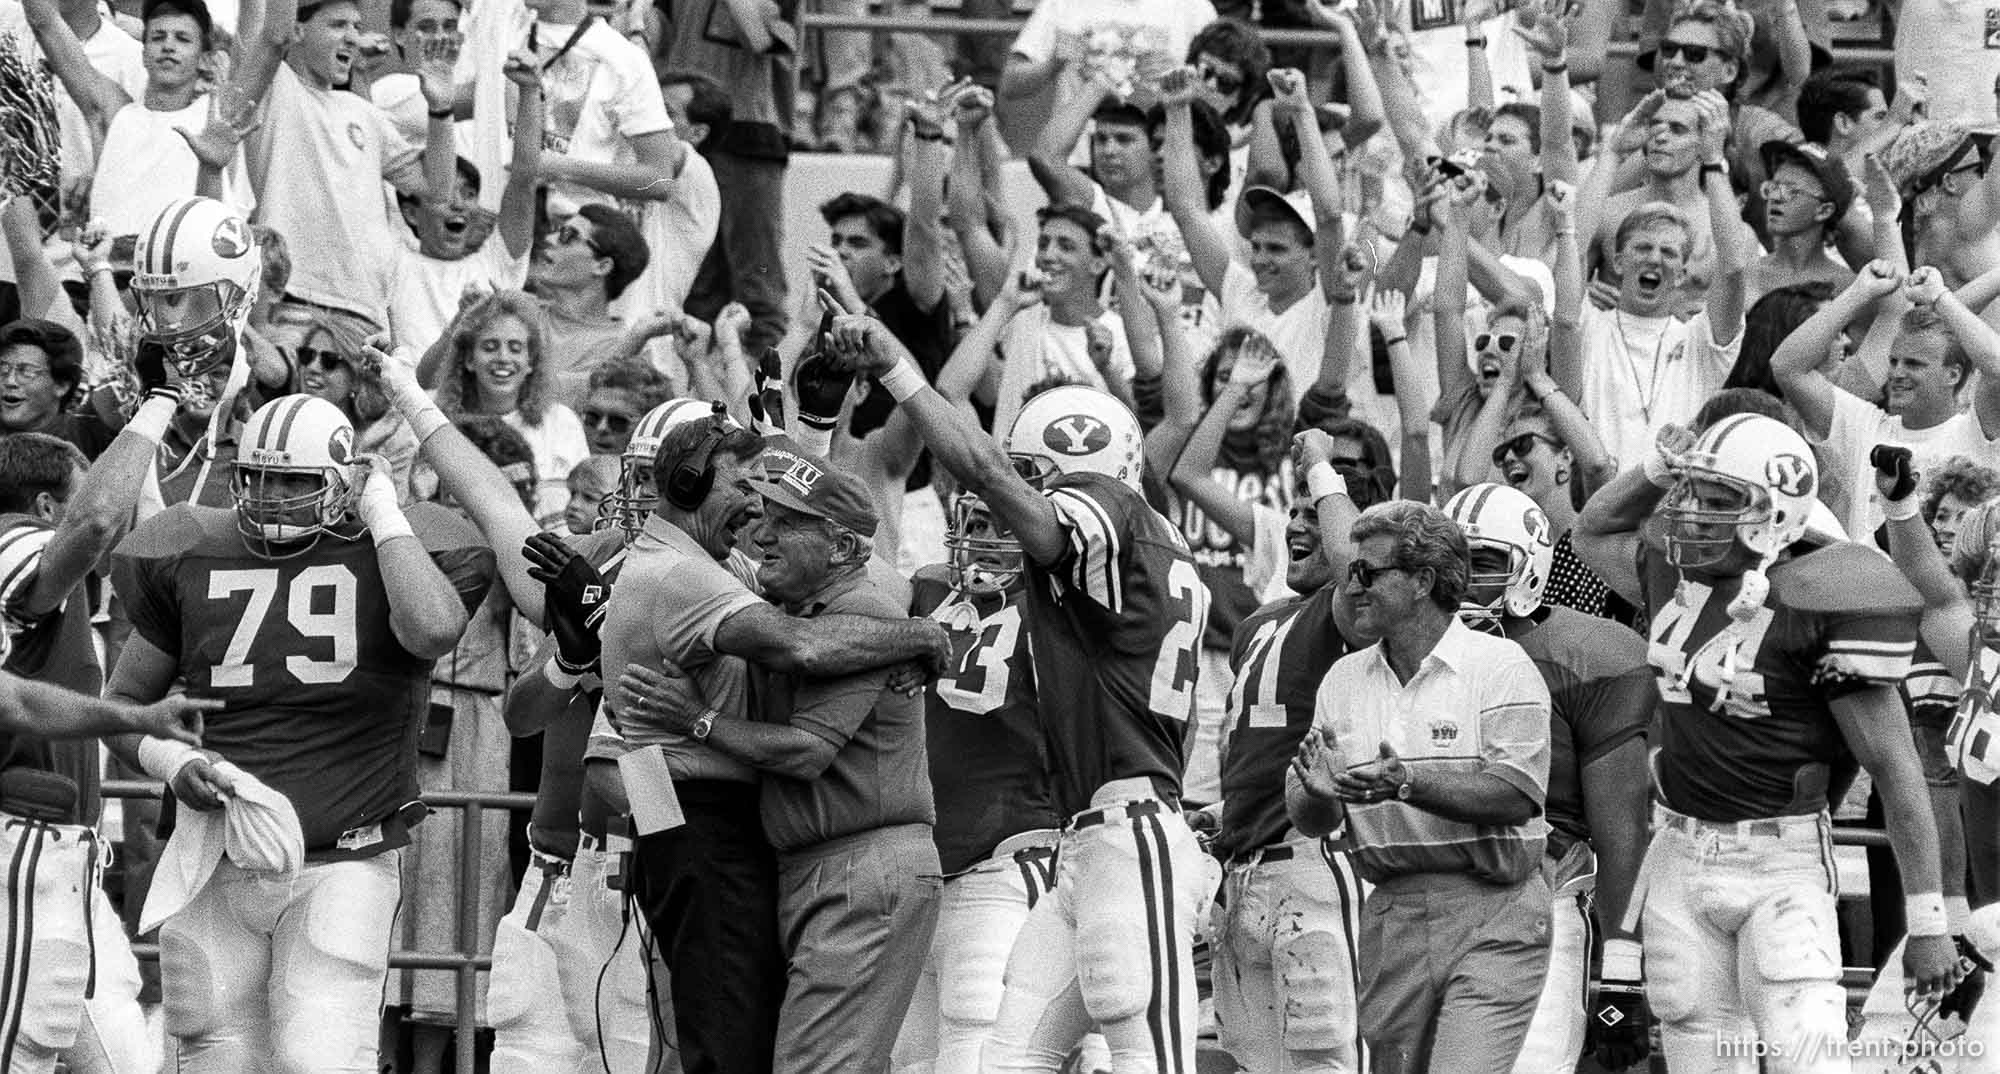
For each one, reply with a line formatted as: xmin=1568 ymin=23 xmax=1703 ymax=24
xmin=1347 ymin=559 xmax=1407 ymax=589
xmin=1196 ymin=61 xmax=1242 ymax=96
xmin=1491 ymin=431 xmax=1563 ymax=467
xmin=295 ymin=347 xmax=348 ymax=373
xmin=583 ymin=408 xmax=635 ymax=434
xmin=1759 ymin=179 xmax=1827 ymax=204
xmin=1474 ymin=333 xmax=1520 ymax=354
xmin=555 ymin=223 xmax=605 ymax=257
xmin=1657 ymin=39 xmax=1716 ymax=64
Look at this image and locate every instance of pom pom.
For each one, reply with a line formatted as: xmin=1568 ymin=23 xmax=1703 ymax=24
xmin=0 ymin=35 xmax=62 ymax=200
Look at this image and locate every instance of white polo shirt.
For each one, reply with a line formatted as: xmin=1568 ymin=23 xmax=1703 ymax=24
xmin=1311 ymin=616 xmax=1551 ymax=885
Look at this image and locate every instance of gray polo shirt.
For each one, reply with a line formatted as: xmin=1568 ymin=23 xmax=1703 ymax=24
xmin=757 ymin=568 xmax=935 ymax=852
xmin=592 ymin=514 xmax=764 ymax=782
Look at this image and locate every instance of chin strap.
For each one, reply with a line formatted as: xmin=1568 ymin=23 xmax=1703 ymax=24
xmin=1673 ymin=553 xmax=1774 ymax=710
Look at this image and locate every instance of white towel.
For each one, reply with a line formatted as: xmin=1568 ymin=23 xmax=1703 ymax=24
xmin=140 ymin=762 xmax=305 ymax=933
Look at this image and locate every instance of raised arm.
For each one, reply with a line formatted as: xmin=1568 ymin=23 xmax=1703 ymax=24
xmin=1310 ymin=4 xmax=1386 ymax=149
xmin=1576 ymin=425 xmax=1693 ymax=603
xmin=1524 ymin=353 xmax=1616 ymax=489
xmin=1694 ymin=92 xmax=1748 ymax=343
xmin=2 ymin=198 xmax=73 ymax=330
xmin=902 ymin=91 xmax=954 ymax=314
xmin=1376 ymin=289 xmax=1434 ymax=503
xmin=496 ymin=52 xmax=545 ymax=262
xmin=1269 ymin=68 xmax=1349 ymax=302
xmin=1562 ymin=0 xmax=1617 ymax=84
xmin=1519 ymin=0 xmax=1580 ymax=186
xmin=946 ymin=86 xmax=1010 ymax=310
xmin=1160 ymin=66 xmax=1237 ymax=297
xmin=824 ymin=314 xmax=1068 ymax=566
xmin=1900 ymin=267 xmax=2000 ymax=439
xmin=1433 ymin=182 xmax=1477 ymax=414
xmin=1027 ymin=64 xmax=1108 ymax=210
xmin=1547 ymin=181 xmax=1585 ymax=398
xmin=21 ymin=0 xmax=129 ymax=128
xmin=1170 ymin=338 xmax=1280 ymax=547
xmin=230 ymin=0 xmax=300 ymax=113
xmin=1769 ymin=264 xmax=1899 ymax=440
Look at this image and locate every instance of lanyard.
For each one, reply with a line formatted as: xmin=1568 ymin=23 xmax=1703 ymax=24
xmin=529 ymin=16 xmax=597 ymax=71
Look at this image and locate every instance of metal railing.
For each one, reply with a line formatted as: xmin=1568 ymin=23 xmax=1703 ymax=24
xmin=791 ymin=11 xmax=1898 ymax=65
xmin=97 ymin=776 xmax=1904 ymax=1073
xmin=101 ymin=780 xmax=537 ymax=1074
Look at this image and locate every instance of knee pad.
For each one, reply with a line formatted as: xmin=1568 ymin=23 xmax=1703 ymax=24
xmin=160 ymin=922 xmax=229 ymax=1040
xmin=937 ymin=957 xmax=1008 ymax=1028
xmin=1278 ymin=930 xmax=1353 ymax=1051
xmin=1745 ymin=891 xmax=1840 ymax=987
xmin=1640 ymin=933 xmax=1707 ymax=1026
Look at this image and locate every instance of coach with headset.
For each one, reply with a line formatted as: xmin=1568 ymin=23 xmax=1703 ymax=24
xmin=587 ymin=415 xmax=950 ymax=1074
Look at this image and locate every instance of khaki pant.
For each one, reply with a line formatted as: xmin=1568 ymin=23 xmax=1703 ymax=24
xmin=1358 ymin=870 xmax=1552 ymax=1074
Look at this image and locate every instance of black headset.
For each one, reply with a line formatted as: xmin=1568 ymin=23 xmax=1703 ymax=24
xmin=664 ymin=404 xmax=733 ymax=511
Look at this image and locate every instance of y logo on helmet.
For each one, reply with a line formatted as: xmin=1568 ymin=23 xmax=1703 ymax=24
xmin=1765 ymin=454 xmax=1813 ymax=498
xmin=328 ymin=425 xmax=354 ymax=465
xmin=1522 ymin=506 xmax=1551 ymax=547
xmin=210 ymin=216 xmax=249 ymax=259
xmin=1043 ymin=415 xmax=1111 ymax=456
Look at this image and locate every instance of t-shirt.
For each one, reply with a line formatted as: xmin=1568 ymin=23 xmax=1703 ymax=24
xmin=658 ymin=0 xmax=788 ymax=141
xmin=1824 ymin=390 xmax=2000 ymax=542
xmin=94 ymin=97 xmax=255 ymax=238
xmin=607 ymin=142 xmax=719 ymax=318
xmin=528 ymin=17 xmax=673 ymax=211
xmin=1089 ymin=184 xmax=1224 ymax=353
xmin=1578 ymin=304 xmax=1739 ymax=471
xmin=1398 ymin=0 xmax=1536 ymax=131
xmin=1009 ymin=0 xmax=1216 ymax=98
xmin=246 ymin=64 xmax=422 ymax=325
xmin=1894 ymin=0 xmax=2000 ymax=127
xmin=592 ymin=514 xmax=763 ymax=780
xmin=541 ymin=304 xmax=632 ymax=409
xmin=1219 ymin=259 xmax=1331 ymax=394
xmin=501 ymin=404 xmax=588 ymax=529
xmin=388 ymin=240 xmax=531 ymax=353
xmin=992 ymin=308 xmax=1135 ymax=435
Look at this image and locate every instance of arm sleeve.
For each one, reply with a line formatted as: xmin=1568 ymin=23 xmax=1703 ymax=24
xmin=1046 ymin=484 xmax=1131 ymax=613
xmin=655 ymin=560 xmax=766 ymax=656
xmin=110 ymin=542 xmax=181 ymax=657
xmin=1813 ymin=607 xmax=1919 ymax=697
xmin=788 ymin=667 xmax=893 ymax=748
xmin=1477 ymin=647 xmax=1554 ymax=805
xmin=1566 ymin=641 xmax=1656 ymax=769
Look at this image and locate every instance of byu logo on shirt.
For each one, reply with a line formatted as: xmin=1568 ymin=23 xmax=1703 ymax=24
xmin=1044 ymin=415 xmax=1111 ymax=456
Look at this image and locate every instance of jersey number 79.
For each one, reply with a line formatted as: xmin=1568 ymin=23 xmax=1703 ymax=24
xmin=206 ymin=565 xmax=360 ymax=687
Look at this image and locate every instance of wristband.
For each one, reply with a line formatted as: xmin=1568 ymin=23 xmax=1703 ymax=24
xmin=1542 ymin=61 xmax=1567 ymax=74
xmin=1601 ymin=938 xmax=1644 ymax=981
xmin=1884 ymin=492 xmax=1921 ymax=522
xmin=1908 ymin=892 xmax=1951 ymax=937
xmin=89 ymin=264 xmax=116 ymax=281
xmin=1382 ymin=336 xmax=1408 ymax=348
xmin=1465 ymin=36 xmax=1486 ymax=47
xmin=543 ymin=656 xmax=583 ymax=691
xmin=357 ymin=474 xmax=415 ymax=544
xmin=1307 ymin=461 xmax=1351 ymax=504
xmin=1950 ymin=894 xmax=1973 ymax=933
xmin=126 ymin=392 xmax=180 ymax=446
xmin=878 ymin=359 xmax=926 ymax=403
xmin=137 ymin=736 xmax=202 ymax=784
xmin=910 ymin=127 xmax=947 ymax=143
xmin=429 ymin=105 xmax=454 ymax=119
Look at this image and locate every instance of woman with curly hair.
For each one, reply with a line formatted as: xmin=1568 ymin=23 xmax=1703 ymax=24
xmin=432 ymin=289 xmax=586 ymax=529
xmin=1925 ymin=455 xmax=2000 ymax=554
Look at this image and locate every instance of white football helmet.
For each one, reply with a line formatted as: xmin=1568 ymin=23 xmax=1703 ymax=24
xmin=605 ymin=397 xmax=730 ymax=537
xmin=945 ymin=492 xmax=1024 ymax=596
xmin=132 ymin=197 xmax=261 ymax=378
xmin=1003 ymin=385 xmax=1144 ymax=491
xmin=1663 ymin=414 xmax=1818 ymax=570
xmin=1444 ymin=483 xmax=1555 ymax=626
xmin=232 ymin=395 xmax=356 ymax=558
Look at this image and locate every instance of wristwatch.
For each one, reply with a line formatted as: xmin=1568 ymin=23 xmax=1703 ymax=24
xmin=690 ymin=709 xmax=718 ymax=742
xmin=1395 ymin=766 xmax=1417 ymax=801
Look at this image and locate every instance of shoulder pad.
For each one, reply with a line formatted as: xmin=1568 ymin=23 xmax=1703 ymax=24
xmin=1772 ymin=542 xmax=1921 ymax=615
xmin=114 ymin=503 xmax=211 ymax=559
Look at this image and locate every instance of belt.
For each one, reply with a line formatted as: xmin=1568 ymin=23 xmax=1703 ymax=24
xmin=530 ymin=847 xmax=572 ymax=876
xmin=1655 ymin=804 xmax=1826 ymax=842
xmin=1225 ymin=844 xmax=1295 ymax=869
xmin=579 ymin=830 xmax=634 ymax=855
xmin=1069 ymin=798 xmax=1178 ymax=832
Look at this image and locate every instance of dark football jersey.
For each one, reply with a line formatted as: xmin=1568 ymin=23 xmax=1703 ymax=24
xmin=112 ymin=503 xmax=494 ymax=849
xmin=1177 ymin=456 xmax=1292 ymax=652
xmin=0 ymin=515 xmax=107 ymax=823
xmin=1637 ymin=541 xmax=1917 ymax=821
xmin=910 ymin=566 xmax=1060 ymax=875
xmin=1213 ymin=582 xmax=1352 ymax=860
xmin=532 ymin=526 xmax=630 ymax=845
xmin=1499 ymin=606 xmax=1653 ymax=854
xmin=1022 ymin=472 xmax=1209 ymax=817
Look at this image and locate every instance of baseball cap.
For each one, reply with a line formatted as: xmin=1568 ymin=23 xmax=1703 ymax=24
xmin=1880 ymin=120 xmax=1982 ymax=197
xmin=1760 ymin=141 xmax=1853 ymax=226
xmin=752 ymin=445 xmax=879 ymax=538
xmin=1235 ymin=186 xmax=1317 ymax=242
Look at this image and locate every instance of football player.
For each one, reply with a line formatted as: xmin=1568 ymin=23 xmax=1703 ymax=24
xmin=131 ymin=196 xmax=271 ymax=508
xmin=891 ymin=487 xmax=1063 ymax=1074
xmin=1443 ymin=483 xmax=1655 ymax=1074
xmin=103 ymin=393 xmax=495 ymax=1072
xmin=825 ymin=315 xmax=1213 ymax=1074
xmin=1576 ymin=415 xmax=1959 ymax=1073
xmin=1863 ymin=446 xmax=2000 ymax=1067
xmin=0 ymin=371 xmax=234 ymax=1073
xmin=1207 ymin=427 xmax=1369 ymax=1074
